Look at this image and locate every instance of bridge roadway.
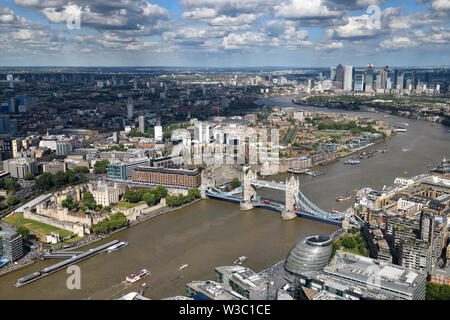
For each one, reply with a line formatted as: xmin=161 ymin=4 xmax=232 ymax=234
xmin=249 ymin=179 xmax=287 ymax=191
xmin=205 ymin=188 xmax=342 ymax=226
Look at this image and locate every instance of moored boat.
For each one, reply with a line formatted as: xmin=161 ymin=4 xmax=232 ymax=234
xmin=234 ymin=256 xmax=247 ymax=265
xmin=106 ymin=241 xmax=128 ymax=253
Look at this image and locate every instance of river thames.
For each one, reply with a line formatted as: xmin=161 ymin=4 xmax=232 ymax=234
xmin=0 ymin=96 xmax=448 ymax=299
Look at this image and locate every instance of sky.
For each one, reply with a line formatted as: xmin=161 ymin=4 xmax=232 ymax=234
xmin=0 ymin=0 xmax=449 ymax=67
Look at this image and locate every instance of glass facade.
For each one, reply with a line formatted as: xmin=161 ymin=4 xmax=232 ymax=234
xmin=107 ymin=163 xmax=126 ymax=180
xmin=285 ymin=234 xmax=332 ymax=275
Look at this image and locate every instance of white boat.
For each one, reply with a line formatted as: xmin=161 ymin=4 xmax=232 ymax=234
xmin=126 ymin=269 xmax=151 ymax=283
xmin=234 ymin=256 xmax=247 ymax=265
xmin=179 ymin=264 xmax=189 ymax=270
xmin=106 ymin=241 xmax=128 ymax=253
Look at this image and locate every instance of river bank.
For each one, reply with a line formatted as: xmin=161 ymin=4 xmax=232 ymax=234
xmin=291 ymin=98 xmax=450 ymax=127
xmin=55 ymin=198 xmax=203 ymax=252
xmin=0 ymin=198 xmax=203 ymax=278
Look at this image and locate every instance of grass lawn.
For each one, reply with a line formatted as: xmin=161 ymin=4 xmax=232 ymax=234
xmin=3 ymin=213 xmax=74 ymax=238
xmin=112 ymin=201 xmax=145 ymax=209
xmin=314 ymin=131 xmax=345 ymax=137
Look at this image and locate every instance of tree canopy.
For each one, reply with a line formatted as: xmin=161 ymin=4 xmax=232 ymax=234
xmin=90 ymin=212 xmax=128 ymax=234
xmin=94 ymin=160 xmax=110 ymax=174
xmin=16 ymin=226 xmax=29 ymax=240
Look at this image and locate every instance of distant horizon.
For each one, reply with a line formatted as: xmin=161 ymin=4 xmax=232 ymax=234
xmin=0 ymin=65 xmax=449 ymax=70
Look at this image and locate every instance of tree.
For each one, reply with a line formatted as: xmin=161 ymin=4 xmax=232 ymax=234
xmin=54 ymin=171 xmax=69 ymax=188
xmin=426 ymin=282 xmax=450 ymax=300
xmin=331 ymin=241 xmax=340 ymax=258
xmin=231 ymin=178 xmax=241 ymax=189
xmin=24 ymin=172 xmax=34 ymax=180
xmin=188 ymin=187 xmax=201 ymax=199
xmin=342 ymin=236 xmax=357 ymax=249
xmin=108 ymin=212 xmax=128 ymax=230
xmin=123 ymin=189 xmax=141 ymax=203
xmin=94 ymin=160 xmax=110 ymax=174
xmin=35 ymin=173 xmax=55 ymax=191
xmin=90 ymin=212 xmax=128 ymax=234
xmin=3 ymin=178 xmax=21 ymax=194
xmin=16 ymin=226 xmax=29 ymax=240
xmin=143 ymin=192 xmax=157 ymax=206
xmin=155 ymin=185 xmax=168 ymax=198
xmin=7 ymin=196 xmax=20 ymax=207
xmin=74 ymin=166 xmax=90 ymax=174
xmin=83 ymin=191 xmax=95 ymax=204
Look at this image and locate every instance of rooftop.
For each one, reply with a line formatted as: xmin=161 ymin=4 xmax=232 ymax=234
xmin=0 ymin=222 xmax=20 ymax=240
xmin=188 ymin=280 xmax=242 ymax=300
xmin=325 ymin=250 xmax=426 ymax=295
xmin=216 ymin=265 xmax=268 ymax=293
xmin=134 ymin=166 xmax=199 ymax=176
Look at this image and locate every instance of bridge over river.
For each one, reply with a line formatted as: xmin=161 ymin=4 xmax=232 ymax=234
xmin=204 ymin=168 xmax=364 ymax=227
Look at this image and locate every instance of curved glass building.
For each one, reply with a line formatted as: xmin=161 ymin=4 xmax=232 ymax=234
xmin=285 ymin=234 xmax=332 ymax=275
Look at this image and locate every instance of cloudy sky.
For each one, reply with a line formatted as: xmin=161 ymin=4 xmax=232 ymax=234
xmin=0 ymin=0 xmax=449 ymax=67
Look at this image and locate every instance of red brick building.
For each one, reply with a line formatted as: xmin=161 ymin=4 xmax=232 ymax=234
xmin=132 ymin=166 xmax=201 ymax=188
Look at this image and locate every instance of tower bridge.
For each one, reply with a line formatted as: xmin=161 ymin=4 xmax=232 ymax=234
xmin=205 ymin=168 xmax=363 ymax=227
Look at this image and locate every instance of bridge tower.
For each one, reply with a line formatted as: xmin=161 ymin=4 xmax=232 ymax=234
xmin=282 ymin=176 xmax=299 ymax=220
xmin=240 ymin=168 xmax=257 ymax=210
xmin=342 ymin=208 xmax=354 ymax=231
xmin=200 ymin=170 xmax=207 ymax=199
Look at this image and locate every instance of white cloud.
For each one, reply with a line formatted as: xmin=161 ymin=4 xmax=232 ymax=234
xmin=380 ymin=36 xmax=418 ymax=49
xmin=314 ymin=41 xmax=344 ymax=51
xmin=275 ymin=0 xmax=342 ymax=19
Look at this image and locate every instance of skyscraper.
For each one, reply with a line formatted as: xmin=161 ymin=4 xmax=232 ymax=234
xmin=375 ymin=74 xmax=382 ymax=90
xmin=396 ymin=74 xmax=404 ymax=89
xmin=330 ymin=67 xmax=336 ymax=81
xmin=139 ymin=115 xmax=146 ymax=134
xmin=380 ymin=66 xmax=389 ymax=89
xmin=335 ymin=64 xmax=344 ymax=89
xmin=127 ymin=98 xmax=133 ymax=120
xmin=0 ymin=116 xmax=12 ymax=134
xmin=343 ymin=66 xmax=353 ymax=91
xmin=365 ymin=64 xmax=374 ymax=91
xmin=354 ymin=74 xmax=364 ymax=91
xmin=8 ymin=98 xmax=17 ymax=113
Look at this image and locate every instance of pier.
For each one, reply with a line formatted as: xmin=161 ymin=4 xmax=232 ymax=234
xmin=42 ymin=252 xmax=85 ymax=259
xmin=15 ymin=240 xmax=120 ymax=287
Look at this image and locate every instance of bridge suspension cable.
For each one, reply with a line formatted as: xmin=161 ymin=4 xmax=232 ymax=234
xmin=296 ymin=191 xmax=344 ymax=220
